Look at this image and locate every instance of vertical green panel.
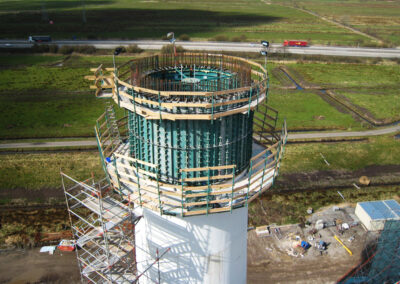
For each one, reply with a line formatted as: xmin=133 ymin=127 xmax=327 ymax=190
xmin=128 ymin=111 xmax=255 ymax=183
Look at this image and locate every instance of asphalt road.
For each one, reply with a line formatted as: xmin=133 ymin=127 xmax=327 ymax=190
xmin=1 ymin=124 xmax=398 ymax=149
xmin=1 ymin=40 xmax=400 ymax=58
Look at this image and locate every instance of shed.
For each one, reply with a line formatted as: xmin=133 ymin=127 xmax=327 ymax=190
xmin=355 ymin=200 xmax=400 ymax=231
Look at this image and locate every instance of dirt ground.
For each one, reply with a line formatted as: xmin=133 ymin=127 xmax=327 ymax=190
xmin=274 ymin=164 xmax=400 ymax=192
xmin=0 ymin=205 xmax=370 ymax=283
xmin=0 ymin=248 xmax=80 ymax=284
xmin=247 ymin=205 xmax=367 ymax=283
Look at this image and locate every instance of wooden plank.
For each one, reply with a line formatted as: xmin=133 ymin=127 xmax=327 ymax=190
xmin=181 ymin=164 xmax=235 ymax=172
xmin=161 ymin=199 xmax=182 ymax=207
xmin=251 ymin=164 xmax=275 ymax=182
xmin=96 ymin=112 xmax=106 ymax=123
xmin=116 ymin=162 xmax=157 ymax=179
xmin=166 ymin=102 xmax=212 ymax=108
xmin=183 ymin=210 xmax=207 ymax=216
xmin=251 ymin=142 xmax=279 ymax=162
xmin=209 ymin=207 xmax=231 ymax=214
xmin=252 ymin=152 xmax=277 ymax=169
xmin=185 ymin=190 xmax=232 ymax=198
xmin=160 ymin=190 xmax=182 ymax=197
xmin=212 ymin=96 xmax=252 ymax=108
xmin=183 ymin=174 xmax=233 ymax=182
xmin=114 ymin=153 xmax=157 ymax=168
xmin=119 ymin=90 xmax=133 ymax=100
xmin=184 ymin=198 xmax=231 ymax=207
xmin=100 ymin=84 xmax=113 ymax=89
xmin=90 ymin=64 xmax=103 ymax=73
xmin=182 ymin=183 xmax=232 ymax=191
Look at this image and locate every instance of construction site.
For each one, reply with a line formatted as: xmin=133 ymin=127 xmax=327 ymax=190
xmin=0 ymin=49 xmax=396 ymax=283
xmin=54 ymin=50 xmax=400 ymax=283
xmin=60 ymin=52 xmax=289 ymax=283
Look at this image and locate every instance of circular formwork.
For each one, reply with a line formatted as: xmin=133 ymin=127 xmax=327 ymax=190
xmin=95 ymin=53 xmax=288 ymax=216
xmin=115 ymin=53 xmax=267 ymax=183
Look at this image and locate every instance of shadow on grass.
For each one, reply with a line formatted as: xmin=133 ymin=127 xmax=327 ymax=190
xmin=0 ymin=7 xmax=282 ymax=39
xmin=0 ymin=0 xmax=112 ymax=11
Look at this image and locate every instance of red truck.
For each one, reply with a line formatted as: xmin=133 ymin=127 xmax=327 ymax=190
xmin=283 ymin=40 xmax=308 ymax=47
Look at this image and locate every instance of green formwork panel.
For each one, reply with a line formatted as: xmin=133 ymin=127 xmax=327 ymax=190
xmin=128 ymin=111 xmax=254 ymax=183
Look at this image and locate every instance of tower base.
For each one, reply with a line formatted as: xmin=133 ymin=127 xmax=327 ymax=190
xmin=135 ymin=207 xmax=248 ymax=284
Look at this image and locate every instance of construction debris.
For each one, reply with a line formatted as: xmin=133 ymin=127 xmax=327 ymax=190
xmin=359 ymin=176 xmax=371 ymax=185
xmin=256 ymin=225 xmax=271 ymax=237
xmin=316 ymin=219 xmax=325 ymax=230
xmin=39 ymin=246 xmax=56 ymax=255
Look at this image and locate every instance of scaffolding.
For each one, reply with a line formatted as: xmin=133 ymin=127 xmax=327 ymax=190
xmin=61 ymin=172 xmax=169 ymax=283
xmin=337 ymin=220 xmax=400 ymax=283
xmin=77 ymin=52 xmax=288 ymax=283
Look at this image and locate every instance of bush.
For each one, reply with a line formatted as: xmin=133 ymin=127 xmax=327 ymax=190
xmin=178 ymin=34 xmax=190 ymax=41
xmin=31 ymin=44 xmax=50 ymax=53
xmin=126 ymin=44 xmax=143 ymax=53
xmin=76 ymin=45 xmax=97 ymax=54
xmin=210 ymin=35 xmax=228 ymax=42
xmin=231 ymin=35 xmax=247 ymax=42
xmin=160 ymin=44 xmax=185 ymax=54
xmin=87 ymin=34 xmax=97 ymax=40
xmin=58 ymin=45 xmax=96 ymax=55
xmin=48 ymin=44 xmax=59 ymax=53
xmin=114 ymin=46 xmax=126 ymax=54
xmin=58 ymin=45 xmax=74 ymax=55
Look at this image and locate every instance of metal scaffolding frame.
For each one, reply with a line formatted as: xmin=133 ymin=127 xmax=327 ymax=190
xmin=337 ymin=220 xmax=400 ymax=283
xmin=61 ymin=172 xmax=169 ymax=283
xmin=79 ymin=52 xmax=288 ymax=282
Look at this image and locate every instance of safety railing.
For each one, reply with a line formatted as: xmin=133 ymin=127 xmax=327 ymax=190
xmin=88 ymin=53 xmax=269 ymax=121
xmin=104 ymin=121 xmax=287 ymax=217
xmin=94 ymin=105 xmax=128 ymax=179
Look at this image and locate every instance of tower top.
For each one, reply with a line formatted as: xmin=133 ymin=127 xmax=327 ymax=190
xmin=89 ymin=52 xmax=287 ymax=217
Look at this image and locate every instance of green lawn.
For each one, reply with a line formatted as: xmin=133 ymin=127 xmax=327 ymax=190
xmin=280 ymin=135 xmax=400 ymax=173
xmin=340 ymin=88 xmax=400 ymax=121
xmin=288 ymin=62 xmax=400 ymax=88
xmin=272 ymin=0 xmax=400 ymax=46
xmin=0 ymin=55 xmax=126 ymax=138
xmin=0 ymin=54 xmax=64 ymax=66
xmin=0 ymin=0 xmax=370 ymax=46
xmin=0 ymin=93 xmax=106 ymax=138
xmin=0 ymin=152 xmax=103 ymax=190
xmin=264 ymin=89 xmax=360 ymax=130
xmin=285 ymin=62 xmax=400 ymax=121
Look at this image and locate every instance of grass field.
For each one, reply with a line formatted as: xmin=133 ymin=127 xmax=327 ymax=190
xmin=272 ymin=0 xmax=400 ymax=46
xmin=249 ymin=185 xmax=400 ymax=226
xmin=3 ymin=54 xmax=400 ymax=138
xmin=287 ymin=62 xmax=400 ymax=121
xmin=1 ymin=135 xmax=398 ymax=191
xmin=0 ymin=0 xmax=371 ymax=46
xmin=280 ymin=135 xmax=400 ymax=173
xmin=289 ymin=62 xmax=400 ymax=89
xmin=0 ymin=55 xmax=126 ymax=138
xmin=340 ymin=88 xmax=400 ymax=121
xmin=0 ymin=152 xmax=103 ymax=190
xmin=266 ymin=89 xmax=361 ymax=130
